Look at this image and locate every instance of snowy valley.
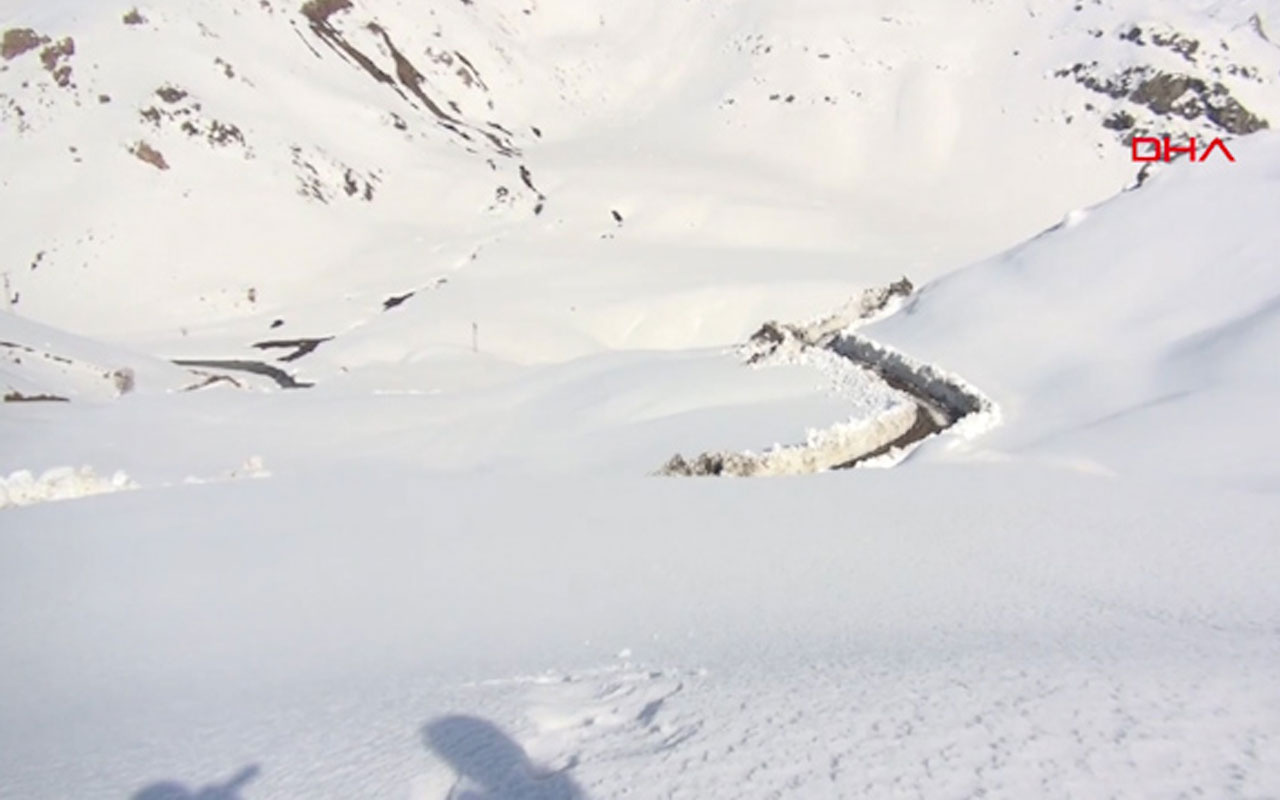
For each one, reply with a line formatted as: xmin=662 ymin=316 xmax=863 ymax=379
xmin=2 ymin=1 xmax=1280 ymax=798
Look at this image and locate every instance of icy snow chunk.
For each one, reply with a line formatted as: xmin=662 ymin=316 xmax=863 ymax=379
xmin=0 ymin=466 xmax=138 ymax=509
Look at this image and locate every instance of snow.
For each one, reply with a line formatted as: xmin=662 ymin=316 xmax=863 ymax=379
xmin=868 ymin=131 xmax=1280 ymax=489
xmin=0 ymin=466 xmax=137 ymax=508
xmin=2 ymin=0 xmax=1280 ymax=797
xmin=3 ymin=468 xmax=1278 ymax=798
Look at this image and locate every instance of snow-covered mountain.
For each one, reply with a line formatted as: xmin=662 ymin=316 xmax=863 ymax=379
xmin=2 ymin=1 xmax=1280 ymax=799
xmin=3 ymin=0 xmax=1278 ymax=347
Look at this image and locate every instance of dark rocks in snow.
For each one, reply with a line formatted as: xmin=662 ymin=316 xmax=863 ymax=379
xmin=131 ymin=141 xmax=170 ymax=170
xmin=1103 ymin=110 xmax=1136 ymax=130
xmin=1132 ymin=73 xmax=1268 ymax=134
xmin=173 ymin=358 xmax=313 ymax=389
xmin=39 ymin=37 xmax=75 ymax=88
xmin=1 ymin=29 xmax=48 ymax=61
xmin=1119 ymin=27 xmax=1145 ymax=46
xmin=4 ymin=391 xmax=69 ymax=403
xmin=251 ymin=336 xmax=333 ymax=362
xmin=1150 ymin=30 xmax=1200 ymax=62
xmin=886 ymin=277 xmax=914 ymax=298
xmin=1060 ymin=62 xmax=1269 ymax=137
xmin=659 ymin=452 xmax=759 ymax=478
xmin=747 ymin=320 xmax=789 ymax=350
xmin=300 ymin=0 xmax=352 ymax=25
xmin=156 ymin=86 xmax=189 ymax=104
xmin=383 ymin=291 xmax=415 ymax=310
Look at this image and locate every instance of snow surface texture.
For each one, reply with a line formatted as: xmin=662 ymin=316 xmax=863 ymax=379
xmin=3 ymin=0 xmax=1280 ymax=798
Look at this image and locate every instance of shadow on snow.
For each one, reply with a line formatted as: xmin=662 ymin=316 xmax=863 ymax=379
xmin=425 ymin=715 xmax=585 ymax=800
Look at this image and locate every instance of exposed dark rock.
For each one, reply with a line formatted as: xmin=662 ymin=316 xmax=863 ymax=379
xmin=131 ymin=141 xmax=169 ymax=170
xmin=251 ymin=336 xmax=333 ymax=362
xmin=887 ymin=277 xmax=914 ymax=298
xmin=300 ymin=0 xmax=351 ymax=24
xmin=208 ymin=120 xmax=245 ymax=147
xmin=156 ymin=85 xmax=188 ymax=104
xmin=383 ymin=291 xmax=415 ymax=310
xmin=748 ymin=320 xmax=790 ymax=349
xmin=1061 ymin=64 xmax=1269 ymax=136
xmin=1103 ymin=110 xmax=1136 ymax=130
xmin=1 ymin=28 xmax=48 ymax=60
xmin=173 ymin=358 xmax=313 ymax=389
xmin=39 ymin=37 xmax=74 ymax=87
xmin=4 ymin=391 xmax=69 ymax=403
xmin=1119 ymin=26 xmax=1145 ymax=45
xmin=658 ymin=452 xmax=759 ymax=477
xmin=1150 ymin=30 xmax=1200 ymax=62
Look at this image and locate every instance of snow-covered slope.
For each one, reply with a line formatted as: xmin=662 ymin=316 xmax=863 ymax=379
xmin=2 ymin=1 xmax=1280 ymax=799
xmin=870 ymin=130 xmax=1280 ymax=490
xmin=3 ymin=0 xmax=1278 ymax=351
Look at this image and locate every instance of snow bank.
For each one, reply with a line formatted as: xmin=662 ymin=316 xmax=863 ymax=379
xmin=0 ymin=466 xmax=137 ymax=509
xmin=658 ymin=403 xmax=919 ymax=477
xmin=829 ymin=332 xmax=1002 ymax=441
xmin=660 ymin=283 xmax=1000 ymax=476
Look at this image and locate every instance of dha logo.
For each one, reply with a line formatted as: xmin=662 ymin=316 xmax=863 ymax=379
xmin=1131 ymin=136 xmax=1235 ymax=163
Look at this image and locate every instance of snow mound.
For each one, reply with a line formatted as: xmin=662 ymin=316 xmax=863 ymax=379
xmin=0 ymin=466 xmax=137 ymax=509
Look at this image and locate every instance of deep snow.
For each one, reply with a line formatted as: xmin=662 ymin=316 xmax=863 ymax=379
xmin=2 ymin=0 xmax=1280 ymax=798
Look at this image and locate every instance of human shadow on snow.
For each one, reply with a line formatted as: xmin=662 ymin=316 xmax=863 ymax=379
xmin=126 ymin=717 xmax=581 ymax=799
xmin=424 ymin=715 xmax=585 ymax=800
xmin=131 ymin=764 xmax=260 ymax=800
